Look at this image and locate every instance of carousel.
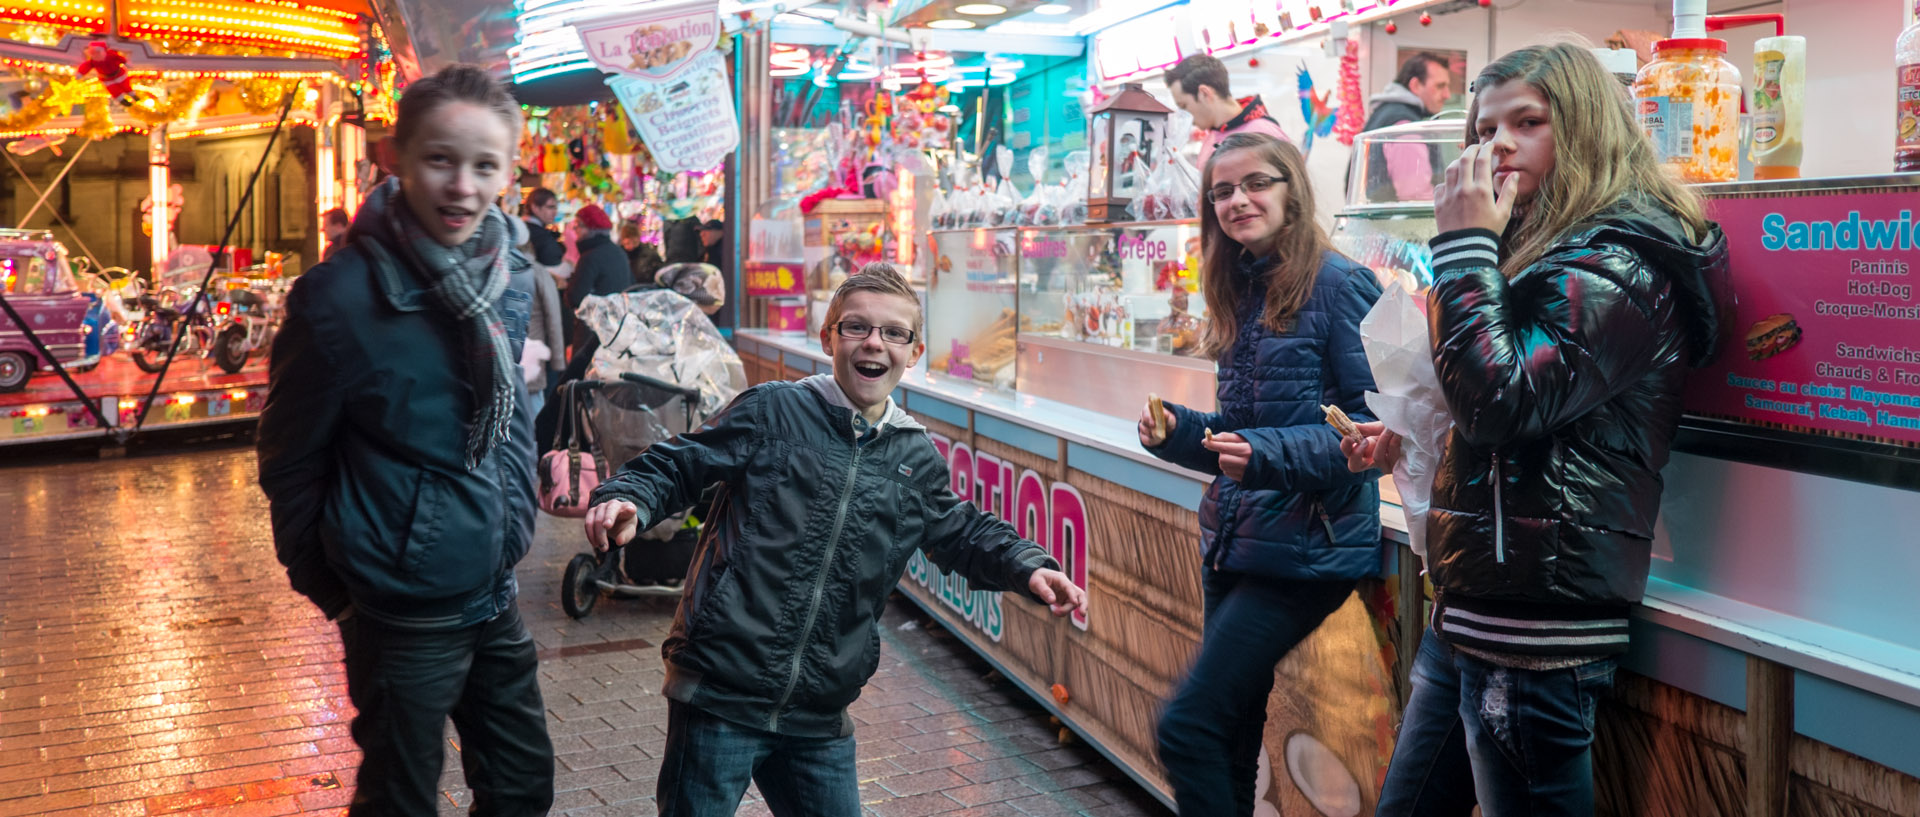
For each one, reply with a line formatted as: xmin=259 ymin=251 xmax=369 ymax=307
xmin=0 ymin=0 xmax=398 ymax=447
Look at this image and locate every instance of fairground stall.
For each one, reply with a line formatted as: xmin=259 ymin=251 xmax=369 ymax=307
xmin=737 ymin=0 xmax=1920 ymax=814
xmin=0 ymin=0 xmax=401 ymax=448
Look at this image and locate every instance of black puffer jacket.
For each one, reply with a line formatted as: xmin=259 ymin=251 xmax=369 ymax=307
xmin=590 ymin=375 xmax=1057 ymax=737
xmin=1423 ymin=201 xmax=1726 ymax=656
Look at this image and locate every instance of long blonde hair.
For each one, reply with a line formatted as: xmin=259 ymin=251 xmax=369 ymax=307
xmin=1197 ymin=134 xmax=1336 ymax=360
xmin=1466 ymin=43 xmax=1709 ymax=277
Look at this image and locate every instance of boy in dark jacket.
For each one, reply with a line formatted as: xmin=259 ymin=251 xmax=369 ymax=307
xmin=584 ymin=263 xmax=1085 ymax=817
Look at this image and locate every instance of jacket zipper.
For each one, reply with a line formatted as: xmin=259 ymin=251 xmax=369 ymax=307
xmin=1491 ymin=453 xmax=1506 ymax=564
xmin=1315 ymin=500 xmax=1337 ymax=543
xmin=769 ymin=419 xmax=865 ymax=731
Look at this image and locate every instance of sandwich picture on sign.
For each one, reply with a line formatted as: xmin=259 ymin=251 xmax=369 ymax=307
xmin=1746 ymin=313 xmax=1802 ymax=361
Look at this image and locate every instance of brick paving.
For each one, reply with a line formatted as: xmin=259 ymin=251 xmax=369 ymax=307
xmin=0 ymin=444 xmax=1172 ymax=817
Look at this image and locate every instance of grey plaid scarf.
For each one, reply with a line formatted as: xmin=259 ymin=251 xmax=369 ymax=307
xmin=367 ymin=178 xmax=516 ymax=468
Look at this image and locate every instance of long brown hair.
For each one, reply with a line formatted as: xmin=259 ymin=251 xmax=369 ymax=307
xmin=1197 ymin=133 xmax=1335 ymax=360
xmin=1465 ymin=43 xmax=1708 ymax=277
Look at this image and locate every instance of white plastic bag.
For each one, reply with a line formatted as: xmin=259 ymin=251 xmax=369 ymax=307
xmin=930 ymin=188 xmax=951 ymax=229
xmin=1359 ymin=280 xmax=1454 ymax=559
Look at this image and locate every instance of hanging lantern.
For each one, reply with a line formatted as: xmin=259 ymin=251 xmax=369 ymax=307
xmin=1085 ymin=82 xmax=1171 ymax=223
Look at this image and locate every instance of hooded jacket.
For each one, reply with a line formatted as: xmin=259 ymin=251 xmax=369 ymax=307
xmin=1197 ymin=95 xmax=1292 ymax=167
xmin=1363 ymin=83 xmax=1430 ymax=132
xmin=257 ymin=196 xmax=537 ymax=630
xmin=589 ymin=374 xmax=1058 ymax=737
xmin=1147 ymin=250 xmax=1385 ymax=582
xmin=1423 ymin=200 xmax=1728 ymax=657
xmin=1358 ymin=84 xmax=1442 ymax=203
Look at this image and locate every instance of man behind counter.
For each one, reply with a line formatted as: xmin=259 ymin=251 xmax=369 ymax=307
xmin=1163 ymin=53 xmax=1290 ymax=166
xmin=1359 ymin=53 xmax=1452 ymax=203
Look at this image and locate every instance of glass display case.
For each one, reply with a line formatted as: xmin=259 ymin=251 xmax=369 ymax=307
xmin=1333 ymin=116 xmax=1468 ymax=293
xmin=921 ymin=221 xmax=1220 ymax=418
xmin=925 ymin=228 xmax=1020 ymax=390
xmin=1014 ymin=221 xmax=1216 ymax=417
xmin=1016 ymin=223 xmax=1206 ymax=354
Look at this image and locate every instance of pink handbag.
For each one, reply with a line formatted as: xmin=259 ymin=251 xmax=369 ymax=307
xmin=539 ymin=382 xmax=607 ymax=517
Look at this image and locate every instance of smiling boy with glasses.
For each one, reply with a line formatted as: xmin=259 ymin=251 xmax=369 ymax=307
xmin=584 ymin=262 xmax=1086 ymax=817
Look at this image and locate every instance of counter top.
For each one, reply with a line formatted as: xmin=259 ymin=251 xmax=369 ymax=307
xmin=736 ymin=329 xmax=1920 ymax=733
xmin=741 ymin=329 xmax=1404 ymax=542
xmin=740 ymin=329 xmax=1209 ymax=477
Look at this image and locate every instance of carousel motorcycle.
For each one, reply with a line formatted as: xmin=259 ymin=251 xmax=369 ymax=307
xmin=205 ymin=284 xmax=281 ymax=374
xmin=128 ymin=285 xmax=220 ymax=373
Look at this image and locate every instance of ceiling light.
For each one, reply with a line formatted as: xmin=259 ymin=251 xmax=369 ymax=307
xmin=1032 ymin=3 xmax=1072 ymax=13
xmin=926 ymin=18 xmax=977 ymax=28
xmin=954 ymin=3 xmax=1007 ymax=14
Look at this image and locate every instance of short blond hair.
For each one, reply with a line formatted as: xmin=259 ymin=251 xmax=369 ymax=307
xmin=824 ymin=262 xmax=922 ymax=335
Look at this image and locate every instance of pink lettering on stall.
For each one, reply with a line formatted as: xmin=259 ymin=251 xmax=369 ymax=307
xmin=927 ymin=432 xmax=1091 ymax=630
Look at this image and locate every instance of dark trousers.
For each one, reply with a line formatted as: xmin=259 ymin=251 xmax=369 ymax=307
xmin=1375 ymin=627 xmax=1617 ymax=817
xmin=1155 ymin=566 xmax=1356 ymax=816
xmin=339 ymin=604 xmax=555 ymax=817
xmin=656 ymin=701 xmax=859 ymax=817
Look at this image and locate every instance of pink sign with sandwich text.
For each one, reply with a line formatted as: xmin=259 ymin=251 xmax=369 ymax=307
xmin=1685 ymin=185 xmax=1920 ymax=449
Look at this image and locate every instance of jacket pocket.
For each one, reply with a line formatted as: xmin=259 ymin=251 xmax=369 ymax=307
xmin=402 ymin=469 xmax=447 ymax=575
xmin=686 ymin=557 xmax=736 ymax=638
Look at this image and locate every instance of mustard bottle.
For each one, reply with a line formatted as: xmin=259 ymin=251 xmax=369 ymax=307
xmin=1750 ymin=34 xmax=1805 ymax=179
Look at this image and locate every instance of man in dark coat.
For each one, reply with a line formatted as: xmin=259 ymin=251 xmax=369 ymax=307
xmin=1358 ymin=53 xmax=1452 ymax=202
xmin=565 ymin=204 xmax=631 ymax=359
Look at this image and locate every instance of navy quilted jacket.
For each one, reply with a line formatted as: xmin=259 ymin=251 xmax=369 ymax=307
xmin=1149 ymin=250 xmax=1385 ymax=580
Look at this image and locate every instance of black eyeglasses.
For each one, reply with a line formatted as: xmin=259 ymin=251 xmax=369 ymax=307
xmin=834 ymin=320 xmax=917 ymax=345
xmin=1206 ymin=173 xmax=1289 ymax=203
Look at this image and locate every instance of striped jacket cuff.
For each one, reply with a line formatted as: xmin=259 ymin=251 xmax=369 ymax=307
xmin=1432 ymin=596 xmax=1632 ymax=657
xmin=1429 ymin=228 xmax=1502 ymax=275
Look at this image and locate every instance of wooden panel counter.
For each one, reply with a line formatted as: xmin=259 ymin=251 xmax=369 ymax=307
xmin=736 ymin=317 xmax=1920 ymax=815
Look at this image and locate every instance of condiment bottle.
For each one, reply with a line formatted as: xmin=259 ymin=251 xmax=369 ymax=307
xmin=1750 ymin=32 xmax=1805 ymax=179
xmin=1633 ymin=0 xmax=1742 ymax=182
xmin=1899 ymin=0 xmax=1920 ymax=172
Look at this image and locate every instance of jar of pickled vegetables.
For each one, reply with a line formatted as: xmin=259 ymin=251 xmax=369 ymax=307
xmin=1632 ymin=39 xmax=1742 ymax=182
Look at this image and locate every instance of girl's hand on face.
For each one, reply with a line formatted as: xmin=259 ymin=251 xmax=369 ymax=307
xmin=1201 ymin=432 xmax=1252 ymax=481
xmin=1340 ymin=421 xmax=1403 ymax=474
xmin=1434 ymin=144 xmax=1521 ymax=235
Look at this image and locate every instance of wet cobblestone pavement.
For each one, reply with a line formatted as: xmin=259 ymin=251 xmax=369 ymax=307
xmin=1 ymin=444 xmax=1172 ymax=817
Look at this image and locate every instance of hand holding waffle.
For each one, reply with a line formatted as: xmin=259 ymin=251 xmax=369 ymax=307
xmin=1340 ymin=421 xmax=1401 ymax=474
xmin=1138 ymin=394 xmax=1173 ymax=447
xmin=1200 ymin=427 xmax=1249 ymax=482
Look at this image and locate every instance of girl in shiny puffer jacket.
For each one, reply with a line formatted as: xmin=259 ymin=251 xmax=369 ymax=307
xmin=1346 ymin=44 xmax=1727 ymax=816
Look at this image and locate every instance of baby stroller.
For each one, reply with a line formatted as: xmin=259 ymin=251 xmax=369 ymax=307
xmin=554 ymin=288 xmax=747 ymax=619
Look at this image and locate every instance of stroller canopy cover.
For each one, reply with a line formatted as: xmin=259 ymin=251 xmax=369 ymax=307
xmin=577 ymin=289 xmax=748 ymax=418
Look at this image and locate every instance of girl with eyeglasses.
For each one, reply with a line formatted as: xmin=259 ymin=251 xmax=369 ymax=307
xmin=1138 ymin=132 xmax=1386 ymax=816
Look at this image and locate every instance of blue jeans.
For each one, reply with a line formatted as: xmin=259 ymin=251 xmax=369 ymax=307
xmin=656 ymin=701 xmax=859 ymax=817
xmin=1376 ymin=628 xmax=1617 ymax=817
xmin=1155 ymin=567 xmax=1356 ymax=817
